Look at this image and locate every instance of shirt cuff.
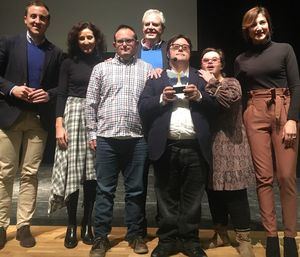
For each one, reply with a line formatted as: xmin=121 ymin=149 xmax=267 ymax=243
xmin=195 ymin=91 xmax=202 ymax=102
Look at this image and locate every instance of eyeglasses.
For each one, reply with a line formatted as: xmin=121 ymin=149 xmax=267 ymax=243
xmin=202 ymin=57 xmax=220 ymax=64
xmin=170 ymin=44 xmax=190 ymax=51
xmin=115 ymin=38 xmax=136 ymax=45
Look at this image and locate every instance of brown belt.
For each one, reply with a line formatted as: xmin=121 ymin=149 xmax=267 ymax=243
xmin=248 ymin=88 xmax=290 ymax=126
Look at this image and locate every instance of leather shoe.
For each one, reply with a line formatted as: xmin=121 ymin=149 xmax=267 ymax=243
xmin=284 ymin=237 xmax=298 ymax=257
xmin=81 ymin=225 xmax=94 ymax=245
xmin=266 ymin=236 xmax=280 ymax=257
xmin=151 ymin=244 xmax=178 ymax=257
xmin=0 ymin=227 xmax=7 ymax=249
xmin=16 ymin=225 xmax=36 ymax=248
xmin=64 ymin=225 xmax=78 ymax=248
xmin=182 ymin=246 xmax=208 ymax=257
xmin=129 ymin=236 xmax=148 ymax=254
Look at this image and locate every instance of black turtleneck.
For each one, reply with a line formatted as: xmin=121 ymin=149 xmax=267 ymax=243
xmin=56 ymin=53 xmax=101 ymax=117
xmin=234 ymin=40 xmax=300 ymax=120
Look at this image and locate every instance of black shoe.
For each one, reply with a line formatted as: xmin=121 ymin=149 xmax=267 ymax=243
xmin=284 ymin=237 xmax=298 ymax=257
xmin=129 ymin=236 xmax=148 ymax=254
xmin=0 ymin=227 xmax=6 ymax=249
xmin=151 ymin=244 xmax=178 ymax=257
xmin=182 ymin=246 xmax=208 ymax=257
xmin=81 ymin=224 xmax=94 ymax=245
xmin=16 ymin=225 xmax=36 ymax=248
xmin=64 ymin=225 xmax=78 ymax=248
xmin=90 ymin=236 xmax=110 ymax=257
xmin=266 ymin=237 xmax=280 ymax=257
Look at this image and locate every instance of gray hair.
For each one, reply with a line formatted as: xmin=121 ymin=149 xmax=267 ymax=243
xmin=142 ymin=9 xmax=165 ymax=26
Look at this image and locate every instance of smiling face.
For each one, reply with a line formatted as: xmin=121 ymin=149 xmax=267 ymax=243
xmin=24 ymin=5 xmax=49 ymax=40
xmin=142 ymin=13 xmax=163 ymax=43
xmin=113 ymin=28 xmax=138 ymax=60
xmin=248 ymin=13 xmax=270 ymax=45
xmin=201 ymin=51 xmax=222 ymax=76
xmin=78 ymin=28 xmax=96 ymax=54
xmin=169 ymin=38 xmax=191 ymax=63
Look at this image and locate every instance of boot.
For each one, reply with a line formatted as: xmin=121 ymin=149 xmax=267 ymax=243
xmin=65 ymin=190 xmax=79 ymax=248
xmin=81 ymin=180 xmax=96 ymax=245
xmin=284 ymin=237 xmax=298 ymax=257
xmin=236 ymin=230 xmax=255 ymax=257
xmin=207 ymin=225 xmax=231 ymax=248
xmin=266 ymin=236 xmax=280 ymax=257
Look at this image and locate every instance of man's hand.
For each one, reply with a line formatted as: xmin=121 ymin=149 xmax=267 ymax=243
xmin=184 ymin=84 xmax=201 ymax=101
xmin=28 ymin=89 xmax=50 ymax=103
xmin=162 ymin=86 xmax=177 ymax=103
xmin=11 ymin=85 xmax=34 ymax=102
xmin=89 ymin=139 xmax=97 ymax=151
xmin=148 ymin=68 xmax=163 ymax=79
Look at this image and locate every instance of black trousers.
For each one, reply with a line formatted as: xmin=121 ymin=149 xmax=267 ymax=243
xmin=206 ymin=189 xmax=251 ymax=230
xmin=153 ymin=141 xmax=208 ymax=247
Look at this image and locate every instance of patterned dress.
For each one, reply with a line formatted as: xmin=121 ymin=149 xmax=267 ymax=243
xmin=205 ymin=77 xmax=255 ymax=190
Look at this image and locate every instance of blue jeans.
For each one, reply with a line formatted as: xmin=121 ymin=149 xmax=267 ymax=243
xmin=94 ymin=137 xmax=148 ymax=241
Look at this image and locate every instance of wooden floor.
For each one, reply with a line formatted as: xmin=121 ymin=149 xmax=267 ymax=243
xmin=1 ymin=226 xmax=300 ymax=257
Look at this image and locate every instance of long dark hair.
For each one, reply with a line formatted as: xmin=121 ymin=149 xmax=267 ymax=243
xmin=67 ymin=21 xmax=106 ymax=58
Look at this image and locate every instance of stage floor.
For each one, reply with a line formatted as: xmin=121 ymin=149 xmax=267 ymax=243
xmin=2 ymin=226 xmax=300 ymax=257
xmin=9 ymin=164 xmax=300 ymax=231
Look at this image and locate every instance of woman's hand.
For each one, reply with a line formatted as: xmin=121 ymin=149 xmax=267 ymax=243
xmin=282 ymin=119 xmax=298 ymax=148
xmin=56 ymin=126 xmax=68 ymax=150
xmin=198 ymin=69 xmax=215 ymax=82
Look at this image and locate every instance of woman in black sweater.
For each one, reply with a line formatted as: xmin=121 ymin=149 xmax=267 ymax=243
xmin=49 ymin=21 xmax=106 ymax=248
xmin=235 ymin=6 xmax=300 ymax=257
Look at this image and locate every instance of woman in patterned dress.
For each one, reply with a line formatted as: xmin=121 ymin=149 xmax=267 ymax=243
xmin=199 ymin=48 xmax=255 ymax=257
xmin=48 ymin=21 xmax=106 ymax=248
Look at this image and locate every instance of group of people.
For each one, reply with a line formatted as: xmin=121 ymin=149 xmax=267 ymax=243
xmin=0 ymin=2 xmax=299 ymax=257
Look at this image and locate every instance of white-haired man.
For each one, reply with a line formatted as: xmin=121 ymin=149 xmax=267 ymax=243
xmin=137 ymin=9 xmax=168 ymax=70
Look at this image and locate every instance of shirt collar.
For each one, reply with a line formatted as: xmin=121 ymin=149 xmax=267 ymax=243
xmin=114 ymin=53 xmax=136 ymax=65
xmin=141 ymin=38 xmax=163 ymax=50
xmin=167 ymin=68 xmax=189 ymax=77
xmin=26 ymin=31 xmax=46 ymax=46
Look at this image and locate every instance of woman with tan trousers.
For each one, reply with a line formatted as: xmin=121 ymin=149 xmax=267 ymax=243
xmin=234 ymin=6 xmax=300 ymax=257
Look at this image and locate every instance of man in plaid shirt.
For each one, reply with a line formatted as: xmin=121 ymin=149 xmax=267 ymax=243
xmin=86 ymin=24 xmax=152 ymax=257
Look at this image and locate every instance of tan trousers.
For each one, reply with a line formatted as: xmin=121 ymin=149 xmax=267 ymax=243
xmin=244 ymin=88 xmax=298 ymax=237
xmin=0 ymin=111 xmax=47 ymax=229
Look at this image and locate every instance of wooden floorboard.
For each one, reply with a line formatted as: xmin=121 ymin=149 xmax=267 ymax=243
xmin=1 ymin=226 xmax=300 ymax=257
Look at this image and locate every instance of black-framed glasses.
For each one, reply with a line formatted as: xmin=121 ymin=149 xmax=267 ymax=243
xmin=115 ymin=38 xmax=136 ymax=45
xmin=170 ymin=44 xmax=190 ymax=51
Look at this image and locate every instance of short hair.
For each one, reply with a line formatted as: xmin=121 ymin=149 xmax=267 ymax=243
xmin=242 ymin=6 xmax=273 ymax=44
xmin=114 ymin=24 xmax=137 ymax=42
xmin=24 ymin=0 xmax=50 ymax=19
xmin=67 ymin=21 xmax=107 ymax=58
xmin=142 ymin=9 xmax=165 ymax=27
xmin=166 ymin=34 xmax=192 ymax=55
xmin=200 ymin=47 xmax=225 ymax=69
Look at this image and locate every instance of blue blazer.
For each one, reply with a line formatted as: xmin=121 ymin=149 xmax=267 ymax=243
xmin=0 ymin=33 xmax=63 ymax=130
xmin=138 ymin=67 xmax=218 ymax=164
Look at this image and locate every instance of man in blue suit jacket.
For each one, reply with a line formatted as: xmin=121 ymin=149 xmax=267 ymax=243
xmin=0 ymin=0 xmax=63 ymax=249
xmin=138 ymin=35 xmax=218 ymax=257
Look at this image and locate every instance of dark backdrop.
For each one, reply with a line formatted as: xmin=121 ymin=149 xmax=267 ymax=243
xmin=44 ymin=1 xmax=300 ymax=169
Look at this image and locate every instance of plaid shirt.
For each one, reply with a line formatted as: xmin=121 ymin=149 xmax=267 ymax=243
xmin=86 ymin=54 xmax=152 ymax=141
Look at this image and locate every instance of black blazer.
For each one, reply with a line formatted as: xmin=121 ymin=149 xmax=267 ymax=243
xmin=137 ymin=40 xmax=168 ymax=69
xmin=0 ymin=33 xmax=63 ymax=130
xmin=138 ymin=67 xmax=218 ymax=164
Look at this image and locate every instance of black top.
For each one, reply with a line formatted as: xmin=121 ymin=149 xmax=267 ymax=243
xmin=234 ymin=40 xmax=300 ymax=120
xmin=56 ymin=53 xmax=100 ymax=117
